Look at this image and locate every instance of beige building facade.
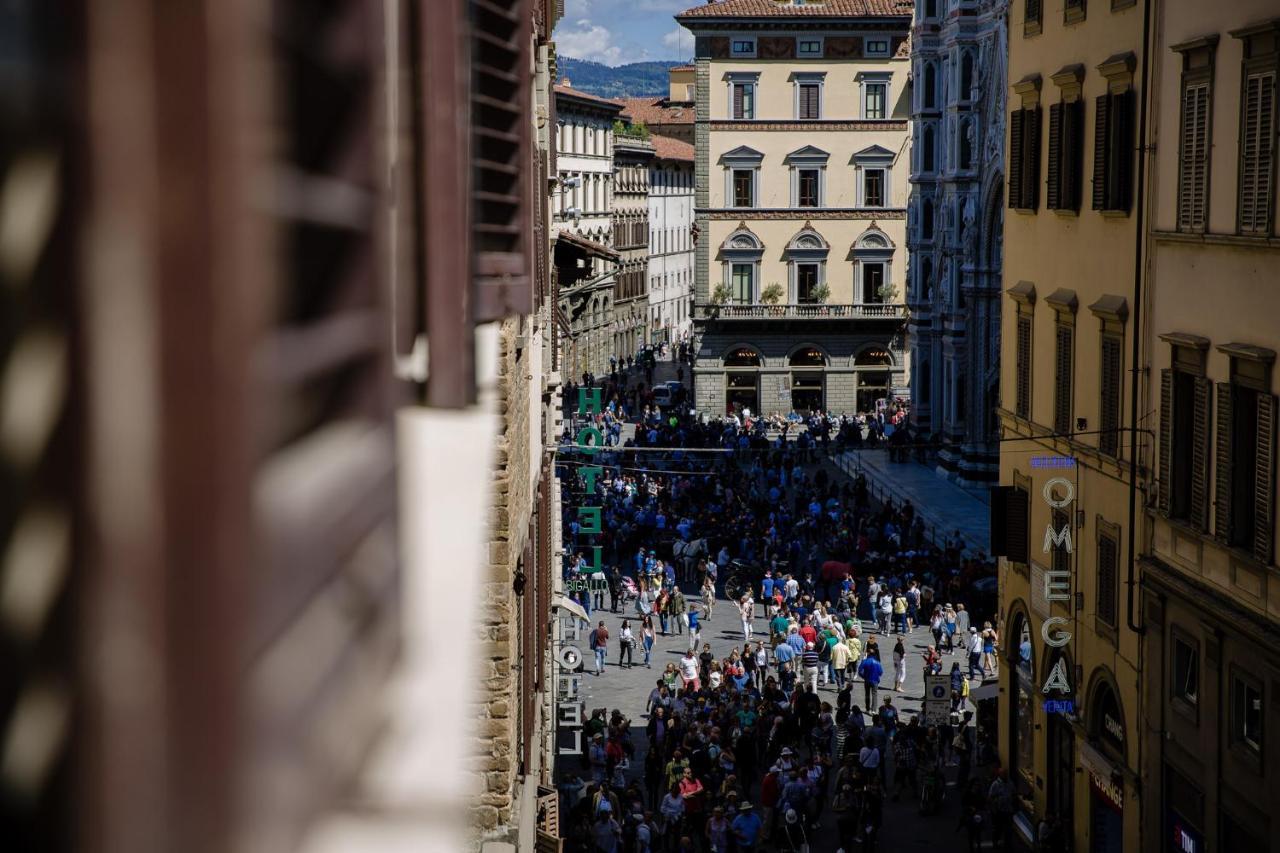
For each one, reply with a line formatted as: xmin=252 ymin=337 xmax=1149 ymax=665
xmin=1139 ymin=4 xmax=1280 ymax=851
xmin=677 ymin=0 xmax=912 ymax=417
xmin=996 ymin=0 xmax=1147 ymax=851
xmin=613 ymin=135 xmax=655 ymax=358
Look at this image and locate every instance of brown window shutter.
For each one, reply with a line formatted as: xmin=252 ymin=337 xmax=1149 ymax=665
xmin=1064 ymin=100 xmax=1084 ymax=210
xmin=1239 ymin=69 xmax=1276 ymax=234
xmin=1016 ymin=315 xmax=1032 ymax=418
xmin=733 ymin=84 xmax=745 ymax=119
xmin=1099 ymin=336 xmax=1121 ymax=456
xmin=1214 ymin=382 xmax=1233 ymax=542
xmin=1009 ymin=108 xmax=1024 ymax=207
xmin=1092 ymin=94 xmax=1110 ymax=210
xmin=1253 ymin=393 xmax=1276 ymax=563
xmin=1191 ymin=376 xmax=1213 ymax=532
xmin=1054 ymin=323 xmax=1073 ymax=435
xmin=1097 ymin=533 xmax=1117 ymax=627
xmin=1159 ymin=369 xmax=1173 ymax=513
xmin=1047 ymin=102 xmax=1063 ymax=209
xmin=1026 ymin=0 xmax=1041 ymax=24
xmin=1110 ymin=89 xmax=1134 ymax=213
xmin=1022 ymin=107 xmax=1041 ymax=209
xmin=1179 ymin=80 xmax=1211 ymax=231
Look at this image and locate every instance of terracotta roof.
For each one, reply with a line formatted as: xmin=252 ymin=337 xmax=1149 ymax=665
xmin=677 ymin=0 xmax=913 ymax=20
xmin=671 ymin=64 xmax=695 ymax=71
xmin=650 ymin=134 xmax=695 ymax=162
xmin=554 ymin=83 xmax=625 ymax=111
xmin=618 ymin=97 xmax=695 ymax=126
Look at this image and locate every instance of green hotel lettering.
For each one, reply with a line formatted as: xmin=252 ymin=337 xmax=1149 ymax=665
xmin=1040 ymin=476 xmax=1075 ymax=697
xmin=576 ymin=388 xmax=604 ymax=580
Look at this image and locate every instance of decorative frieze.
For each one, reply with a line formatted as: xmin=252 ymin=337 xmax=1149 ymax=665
xmin=703 ymin=208 xmax=906 ymax=220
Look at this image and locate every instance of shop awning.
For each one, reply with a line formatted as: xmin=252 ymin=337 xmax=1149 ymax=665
xmin=553 ymin=594 xmax=589 ymax=624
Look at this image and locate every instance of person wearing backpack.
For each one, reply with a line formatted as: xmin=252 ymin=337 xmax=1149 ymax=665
xmin=591 ymin=620 xmax=610 ymax=675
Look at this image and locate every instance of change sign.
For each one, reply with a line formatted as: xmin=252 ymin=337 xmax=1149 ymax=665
xmin=923 ymin=674 xmax=951 ymax=725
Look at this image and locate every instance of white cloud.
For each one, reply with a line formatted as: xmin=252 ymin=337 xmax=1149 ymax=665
xmin=661 ymin=26 xmax=694 ymax=58
xmin=556 ymin=17 xmax=654 ymax=66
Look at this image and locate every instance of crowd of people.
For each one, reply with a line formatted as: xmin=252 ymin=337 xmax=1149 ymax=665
xmin=556 ymin=384 xmax=1005 ymax=852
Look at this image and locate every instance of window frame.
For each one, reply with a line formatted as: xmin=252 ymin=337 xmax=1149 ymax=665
xmin=865 ymin=38 xmax=891 ymax=59
xmin=731 ymin=168 xmax=756 ymax=208
xmin=731 ymin=80 xmax=756 ymax=120
xmin=863 ymin=79 xmax=889 ymax=120
xmin=1015 ymin=312 xmax=1033 ymax=421
xmin=796 ymin=81 xmax=823 ymax=120
xmin=797 ymin=37 xmax=824 ymax=58
xmin=863 ymin=167 xmax=886 ymax=208
xmin=1095 ymin=521 xmax=1119 ymax=630
xmin=1024 ymin=0 xmax=1043 ymax=37
xmin=1064 ymin=0 xmax=1086 ymax=26
xmin=729 ymin=262 xmax=756 ymax=304
xmin=730 ymin=37 xmax=757 ymax=58
xmin=796 ymin=167 xmax=821 ymax=208
xmin=1229 ymin=668 xmax=1264 ymax=760
xmin=1173 ymin=38 xmax=1218 ymax=233
xmin=1169 ymin=629 xmax=1200 ymax=720
xmin=1232 ymin=25 xmax=1279 ymax=235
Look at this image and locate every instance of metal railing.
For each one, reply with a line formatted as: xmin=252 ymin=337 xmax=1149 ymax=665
xmin=703 ymin=302 xmax=907 ymax=319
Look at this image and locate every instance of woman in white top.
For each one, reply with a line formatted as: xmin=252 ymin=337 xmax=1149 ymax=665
xmin=739 ymin=595 xmax=754 ymax=642
xmin=753 ymin=642 xmax=769 ymax=689
xmin=618 ymin=619 xmax=635 ymax=668
xmin=701 ymin=575 xmax=716 ymax=620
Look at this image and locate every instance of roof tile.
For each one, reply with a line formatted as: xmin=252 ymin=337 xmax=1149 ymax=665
xmin=677 ymin=0 xmax=913 ymax=19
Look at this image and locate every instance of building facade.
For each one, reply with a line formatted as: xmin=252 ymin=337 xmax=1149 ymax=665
xmin=648 ymin=134 xmax=697 ymax=347
xmin=676 ymin=0 xmax=913 ymax=418
xmin=613 ymin=134 xmax=655 ymax=358
xmin=1140 ymin=5 xmax=1280 ymax=851
xmin=554 ymin=83 xmax=623 ymax=378
xmin=907 ymin=0 xmax=1008 ymax=485
xmin=995 ymin=0 xmax=1147 ymax=850
xmin=619 ymin=65 xmax=697 ymax=145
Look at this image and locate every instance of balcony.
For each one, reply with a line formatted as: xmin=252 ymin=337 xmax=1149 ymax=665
xmin=701 ymin=302 xmax=907 ymax=320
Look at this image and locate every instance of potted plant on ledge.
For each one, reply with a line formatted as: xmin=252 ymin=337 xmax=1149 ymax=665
xmin=710 ymin=283 xmax=731 ymax=317
xmin=809 ymin=283 xmax=831 ymax=315
xmin=760 ymin=282 xmax=785 ymax=315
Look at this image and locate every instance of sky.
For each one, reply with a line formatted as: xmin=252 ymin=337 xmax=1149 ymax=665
xmin=556 ymin=0 xmax=697 ymax=66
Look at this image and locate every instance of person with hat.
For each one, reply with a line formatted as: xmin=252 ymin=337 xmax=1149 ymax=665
xmin=968 ymin=625 xmax=984 ymax=681
xmin=729 ymin=800 xmax=762 ymax=852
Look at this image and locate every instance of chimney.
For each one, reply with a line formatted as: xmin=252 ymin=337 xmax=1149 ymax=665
xmin=561 ymin=77 xmax=570 ymax=88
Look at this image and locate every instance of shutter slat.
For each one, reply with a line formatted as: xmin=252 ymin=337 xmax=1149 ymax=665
xmin=1159 ymin=369 xmax=1173 ymax=513
xmin=1055 ymin=324 xmax=1072 ymax=435
xmin=1009 ymin=108 xmax=1024 ymax=208
xmin=1066 ymin=100 xmax=1084 ymax=210
xmin=1112 ymin=89 xmax=1134 ymax=212
xmin=1016 ymin=316 xmax=1032 ymax=418
xmin=733 ymin=84 xmax=744 ymax=119
xmin=1047 ymin=102 xmax=1063 ymax=209
xmin=1024 ymin=107 xmax=1041 ymax=209
xmin=1099 ymin=336 xmax=1121 ymax=456
xmin=1254 ymin=394 xmax=1276 ymax=563
xmin=1214 ymin=382 xmax=1233 ymax=543
xmin=1093 ymin=94 xmax=1109 ymax=210
xmin=1191 ymin=376 xmax=1212 ymax=531
xmin=1098 ymin=534 xmax=1117 ymax=626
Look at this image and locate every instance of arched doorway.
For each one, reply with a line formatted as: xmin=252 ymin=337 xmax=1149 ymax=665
xmin=1008 ymin=610 xmax=1036 ymax=821
xmin=788 ymin=346 xmax=826 ymax=413
xmin=724 ymin=346 xmax=762 ymax=416
xmin=1044 ymin=647 xmax=1076 ymax=847
xmin=1086 ymin=675 xmax=1127 ymax=853
xmin=855 ymin=347 xmax=893 ymax=413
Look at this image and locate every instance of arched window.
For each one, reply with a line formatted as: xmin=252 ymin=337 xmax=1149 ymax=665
xmin=1009 ymin=612 xmax=1036 ymax=810
xmin=855 ymin=348 xmax=893 ymax=367
xmin=924 ymin=63 xmax=937 ymax=109
xmin=724 ymin=347 xmax=762 ymax=368
xmin=789 ymin=347 xmax=826 ymax=367
xmin=961 ymin=51 xmax=974 ymax=100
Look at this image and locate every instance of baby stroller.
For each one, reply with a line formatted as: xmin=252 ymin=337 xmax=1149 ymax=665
xmin=619 ymin=575 xmax=640 ymax=604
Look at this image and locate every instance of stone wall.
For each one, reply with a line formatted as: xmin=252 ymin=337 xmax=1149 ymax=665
xmin=473 ymin=316 xmax=536 ymax=842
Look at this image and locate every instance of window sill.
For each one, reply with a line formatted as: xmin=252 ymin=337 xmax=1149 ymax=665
xmin=1064 ymin=9 xmax=1087 ymax=26
xmin=1024 ymin=20 xmax=1042 ymax=37
xmin=1094 ymin=616 xmax=1118 ymax=647
xmin=1152 ymin=229 xmax=1280 ymax=249
xmin=1050 ymin=207 xmax=1081 ymax=217
xmin=1098 ymin=208 xmax=1132 ymax=219
xmin=1170 ymin=696 xmax=1198 ymax=726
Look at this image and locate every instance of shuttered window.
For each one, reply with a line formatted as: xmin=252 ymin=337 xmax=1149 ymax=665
xmin=1064 ymin=0 xmax=1086 ymax=25
xmin=1165 ymin=358 xmax=1214 ymax=532
xmin=1009 ymin=107 xmax=1041 ymax=209
xmin=1054 ymin=322 xmax=1074 ymax=435
xmin=1016 ymin=315 xmax=1032 ymax=418
xmin=1238 ymin=67 xmax=1277 ymax=234
xmin=1215 ymin=367 xmax=1278 ymax=563
xmin=1099 ymin=335 xmax=1122 ymax=456
xmin=1047 ymin=103 xmax=1062 ymax=209
xmin=798 ymin=83 xmax=821 ymax=119
xmin=1046 ymin=101 xmax=1082 ymax=211
xmin=1096 ymin=531 xmax=1118 ymax=627
xmin=733 ymin=82 xmax=754 ymax=119
xmin=1178 ymin=78 xmax=1212 ymax=231
xmin=1093 ymin=91 xmax=1134 ymax=212
xmin=1025 ymin=0 xmax=1042 ymax=33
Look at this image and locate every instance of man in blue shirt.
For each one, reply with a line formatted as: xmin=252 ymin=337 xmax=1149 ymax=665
xmin=730 ymin=802 xmax=763 ymax=851
xmin=858 ymin=653 xmax=884 ymax=712
xmin=761 ymin=571 xmax=774 ymax=603
xmin=773 ymin=640 xmax=796 ymax=669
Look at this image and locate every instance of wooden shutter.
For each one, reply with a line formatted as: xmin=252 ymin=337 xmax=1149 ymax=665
xmin=733 ymin=83 xmax=745 ymax=119
xmin=1191 ymin=377 xmax=1213 ymax=532
xmin=1009 ymin=108 xmax=1024 ymax=207
xmin=1099 ymin=336 xmax=1121 ymax=456
xmin=1054 ymin=323 xmax=1073 ymax=435
xmin=1022 ymin=107 xmax=1041 ymax=209
xmin=1026 ymin=0 xmax=1041 ymax=25
xmin=1111 ymin=89 xmax=1134 ymax=213
xmin=800 ymin=84 xmax=819 ymax=119
xmin=1254 ymin=394 xmax=1276 ymax=563
xmin=1179 ymin=80 xmax=1211 ymax=231
xmin=1097 ymin=533 xmax=1117 ymax=627
xmin=1159 ymin=369 xmax=1173 ymax=513
xmin=1239 ymin=69 xmax=1276 ymax=234
xmin=1214 ymin=382 xmax=1233 ymax=542
xmin=1047 ymin=102 xmax=1063 ymax=209
xmin=471 ymin=0 xmax=533 ymax=320
xmin=1093 ymin=95 xmax=1110 ymax=210
xmin=1064 ymin=100 xmax=1084 ymax=210
xmin=1016 ymin=315 xmax=1032 ymax=418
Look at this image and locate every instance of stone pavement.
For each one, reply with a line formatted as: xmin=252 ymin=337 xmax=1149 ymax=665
xmin=833 ymin=449 xmax=991 ymax=557
xmin=570 ymin=588 xmax=992 ymax=851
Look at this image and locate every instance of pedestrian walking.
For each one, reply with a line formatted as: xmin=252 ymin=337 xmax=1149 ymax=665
xmin=591 ymin=620 xmax=610 ymax=676
xmin=641 ymin=614 xmax=656 ymax=667
xmin=857 ymin=652 xmax=883 ymax=711
xmin=893 ymin=636 xmax=907 ymax=692
xmin=739 ymin=594 xmax=755 ymax=642
xmin=619 ymin=619 xmax=635 ymax=668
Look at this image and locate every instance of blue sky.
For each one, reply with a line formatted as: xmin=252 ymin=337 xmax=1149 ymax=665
xmin=556 ymin=0 xmax=696 ymax=65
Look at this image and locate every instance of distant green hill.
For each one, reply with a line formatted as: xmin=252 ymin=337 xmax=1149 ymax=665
xmin=557 ymin=56 xmax=683 ymax=98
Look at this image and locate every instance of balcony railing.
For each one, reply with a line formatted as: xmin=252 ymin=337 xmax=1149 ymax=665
xmin=702 ymin=302 xmax=907 ymax=319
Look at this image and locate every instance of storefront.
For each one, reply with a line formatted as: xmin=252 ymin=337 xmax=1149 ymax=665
xmin=1084 ymin=679 xmax=1127 ymax=853
xmin=855 ymin=347 xmax=892 ymax=412
xmin=1164 ymin=763 xmax=1204 ymax=853
xmin=1007 ymin=611 xmax=1037 ymax=830
xmin=724 ymin=347 xmax=761 ymax=415
xmin=789 ymin=346 xmax=826 ymax=413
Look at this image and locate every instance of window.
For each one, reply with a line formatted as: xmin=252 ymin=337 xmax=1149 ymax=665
xmin=1047 ymin=99 xmax=1084 ymax=211
xmin=798 ymin=38 xmax=823 ymax=57
xmin=796 ymin=264 xmax=821 ymax=302
xmin=1025 ymin=0 xmax=1042 ymax=34
xmin=1159 ymin=341 xmax=1211 ymax=528
xmin=732 ymin=82 xmax=755 ymax=119
xmin=1009 ymin=107 xmax=1042 ymax=209
xmin=923 ymin=63 xmax=937 ymax=109
xmin=1099 ymin=334 xmax=1122 ymax=456
xmin=1016 ymin=316 xmax=1032 ymax=419
xmin=730 ymin=263 xmax=754 ymax=303
xmin=861 ymin=262 xmax=886 ymax=304
xmin=797 ymin=82 xmax=821 ymax=119
xmin=1176 ymin=42 xmax=1215 ymax=231
xmin=1096 ymin=529 xmax=1118 ymax=627
xmin=1235 ymin=28 xmax=1277 ymax=234
xmin=1093 ymin=90 xmax=1135 ymax=212
xmin=731 ymin=38 xmax=756 ymax=57
xmin=864 ymin=81 xmax=887 ymax=119
xmin=1064 ymin=0 xmax=1085 ymax=25
xmin=864 ymin=168 xmax=885 ymax=207
xmin=922 ymin=124 xmax=936 ymax=172
xmin=1230 ymin=673 xmax=1263 ymax=756
xmin=865 ymin=39 xmax=890 ymax=58
xmin=961 ymin=52 xmax=975 ymax=100
xmin=798 ymin=169 xmax=820 ymax=207
xmin=732 ymin=169 xmax=755 ymax=207
xmin=1171 ymin=633 xmax=1198 ymax=708
xmin=1054 ymin=321 xmax=1074 ymax=435
xmin=922 ymin=198 xmax=934 ymax=240
xmin=1214 ymin=352 xmax=1277 ymax=561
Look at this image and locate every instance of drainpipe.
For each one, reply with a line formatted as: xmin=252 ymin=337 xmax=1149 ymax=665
xmin=1126 ymin=0 xmax=1154 ymax=637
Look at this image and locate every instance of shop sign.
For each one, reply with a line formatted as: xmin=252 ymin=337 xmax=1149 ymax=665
xmin=1038 ymin=476 xmax=1076 ymax=709
xmin=556 ymin=701 xmax=583 ymax=755
xmin=1089 ymin=768 xmax=1124 ymax=811
xmin=1079 ymin=740 xmax=1123 ymax=811
xmin=1031 ymin=455 xmax=1076 ymax=469
xmin=1170 ymin=821 xmax=1200 ymax=853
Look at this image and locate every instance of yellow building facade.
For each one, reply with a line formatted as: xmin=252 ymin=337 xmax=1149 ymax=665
xmin=996 ymin=0 xmax=1147 ymax=850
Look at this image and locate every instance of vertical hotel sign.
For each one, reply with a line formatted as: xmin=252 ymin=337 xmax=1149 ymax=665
xmin=572 ymin=387 xmax=605 ymax=584
xmin=1032 ymin=455 xmax=1076 ymax=713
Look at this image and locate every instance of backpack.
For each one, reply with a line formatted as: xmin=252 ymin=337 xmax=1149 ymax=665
xmin=817 ymin=639 xmax=831 ymax=662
